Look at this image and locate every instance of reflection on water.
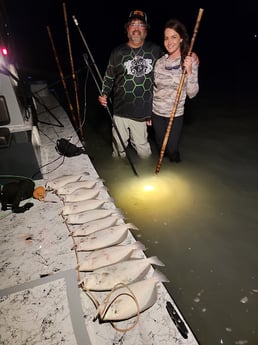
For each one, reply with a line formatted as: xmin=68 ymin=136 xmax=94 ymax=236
xmin=111 ymin=171 xmax=193 ymax=222
xmin=84 ymin=106 xmax=258 ymax=345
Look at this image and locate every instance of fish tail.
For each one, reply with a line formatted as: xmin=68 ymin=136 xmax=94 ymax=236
xmin=101 ymin=196 xmax=115 ymax=205
xmin=100 ymin=185 xmax=109 ymax=192
xmin=133 ymin=241 xmax=146 ymax=251
xmin=127 ymin=223 xmax=139 ymax=230
xmin=112 ymin=208 xmax=124 ymax=218
xmin=152 ymin=269 xmax=170 ymax=283
xmin=149 ymin=256 xmax=165 ymax=267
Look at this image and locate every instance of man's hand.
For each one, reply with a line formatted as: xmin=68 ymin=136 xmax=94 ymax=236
xmin=98 ymin=94 xmax=108 ymax=107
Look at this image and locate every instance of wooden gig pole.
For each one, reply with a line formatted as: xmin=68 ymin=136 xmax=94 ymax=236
xmin=47 ymin=26 xmax=77 ymax=128
xmin=63 ymin=2 xmax=84 ymax=142
xmin=155 ymin=8 xmax=204 ymax=174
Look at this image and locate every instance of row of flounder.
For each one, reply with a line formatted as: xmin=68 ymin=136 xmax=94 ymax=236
xmin=47 ymin=174 xmax=168 ymax=321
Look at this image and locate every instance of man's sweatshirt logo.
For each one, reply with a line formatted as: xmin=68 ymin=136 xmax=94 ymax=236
xmin=124 ymin=57 xmax=152 ymax=77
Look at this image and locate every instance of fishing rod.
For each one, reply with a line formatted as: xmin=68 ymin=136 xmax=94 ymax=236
xmin=155 ymin=8 xmax=204 ymax=175
xmin=47 ymin=25 xmax=77 ymax=129
xmin=62 ymin=3 xmax=85 ymax=145
xmin=72 ymin=15 xmax=105 ymax=90
xmin=73 ymin=15 xmax=139 ymax=177
xmin=82 ymin=53 xmax=139 ymax=177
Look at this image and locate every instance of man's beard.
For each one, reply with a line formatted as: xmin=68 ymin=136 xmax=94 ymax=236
xmin=129 ymin=32 xmax=146 ymax=44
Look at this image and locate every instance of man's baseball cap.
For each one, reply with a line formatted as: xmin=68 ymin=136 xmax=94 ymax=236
xmin=128 ymin=10 xmax=147 ymax=24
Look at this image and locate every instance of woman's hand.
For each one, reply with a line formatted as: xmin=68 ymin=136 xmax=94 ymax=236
xmin=183 ymin=56 xmax=193 ymax=75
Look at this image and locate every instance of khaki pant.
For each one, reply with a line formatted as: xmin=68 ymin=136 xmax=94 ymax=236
xmin=112 ymin=115 xmax=152 ymax=158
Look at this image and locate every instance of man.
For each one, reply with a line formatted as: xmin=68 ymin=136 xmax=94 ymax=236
xmin=98 ymin=10 xmax=164 ymax=158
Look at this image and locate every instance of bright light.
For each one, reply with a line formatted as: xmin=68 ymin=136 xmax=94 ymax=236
xmin=1 ymin=47 xmax=8 ymax=56
xmin=110 ymin=170 xmax=195 ymax=227
xmin=143 ymin=184 xmax=154 ymax=192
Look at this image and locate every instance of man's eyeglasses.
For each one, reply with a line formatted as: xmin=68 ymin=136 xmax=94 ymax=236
xmin=129 ymin=23 xmax=146 ymax=28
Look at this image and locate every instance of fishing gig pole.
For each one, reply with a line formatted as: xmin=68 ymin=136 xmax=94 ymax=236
xmin=72 ymin=15 xmax=139 ymax=177
xmin=47 ymin=25 xmax=77 ymax=129
xmin=155 ymin=8 xmax=204 ymax=175
xmin=62 ymin=3 xmax=85 ymax=145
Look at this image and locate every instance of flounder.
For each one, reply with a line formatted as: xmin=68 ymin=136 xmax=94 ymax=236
xmin=95 ymin=270 xmax=169 ymax=321
xmin=72 ymin=215 xmax=121 ymax=236
xmin=45 ymin=173 xmax=89 ymax=191
xmin=56 ymin=179 xmax=101 ymax=195
xmin=61 ymin=197 xmax=113 ymax=215
xmin=79 ymin=256 xmax=165 ymax=291
xmin=78 ymin=241 xmax=146 ymax=271
xmin=65 ymin=208 xmax=123 ymax=225
xmin=75 ymin=223 xmax=129 ymax=251
xmin=61 ymin=186 xmax=108 ymax=202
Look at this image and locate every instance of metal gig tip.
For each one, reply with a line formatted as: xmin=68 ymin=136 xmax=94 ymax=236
xmin=72 ymin=15 xmax=78 ymax=25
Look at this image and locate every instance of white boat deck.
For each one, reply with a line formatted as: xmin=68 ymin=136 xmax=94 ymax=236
xmin=0 ymin=89 xmax=200 ymax=345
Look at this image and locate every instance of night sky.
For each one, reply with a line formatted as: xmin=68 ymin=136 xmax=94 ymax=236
xmin=2 ymin=0 xmax=258 ymax=103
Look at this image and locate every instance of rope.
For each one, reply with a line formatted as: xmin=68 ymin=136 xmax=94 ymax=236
xmin=98 ymin=282 xmax=141 ymax=332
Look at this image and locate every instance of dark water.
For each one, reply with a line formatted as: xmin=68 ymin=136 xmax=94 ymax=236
xmin=81 ymin=86 xmax=258 ymax=345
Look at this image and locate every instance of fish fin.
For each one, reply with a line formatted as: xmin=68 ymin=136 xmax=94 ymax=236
xmin=149 ymin=256 xmax=165 ymax=267
xmin=112 ymin=208 xmax=124 ymax=218
xmin=133 ymin=241 xmax=146 ymax=251
xmin=100 ymin=185 xmax=109 ymax=192
xmin=127 ymin=223 xmax=139 ymax=230
xmin=152 ymin=269 xmax=170 ymax=283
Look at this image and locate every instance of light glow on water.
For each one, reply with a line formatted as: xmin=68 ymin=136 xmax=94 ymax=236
xmin=143 ymin=184 xmax=155 ymax=192
xmin=111 ymin=171 xmax=195 ymax=225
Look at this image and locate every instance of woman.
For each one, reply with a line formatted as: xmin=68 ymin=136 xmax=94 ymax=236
xmin=152 ymin=18 xmax=199 ymax=162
